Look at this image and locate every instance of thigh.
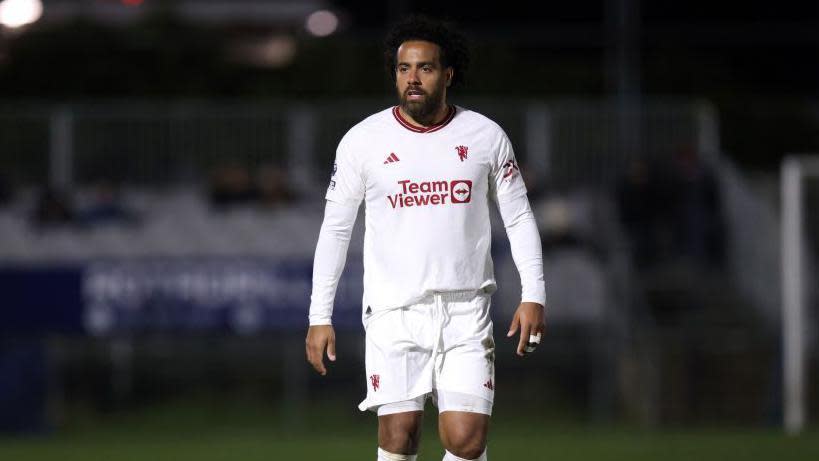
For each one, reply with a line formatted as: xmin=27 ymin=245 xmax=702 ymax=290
xmin=359 ymin=304 xmax=436 ymax=412
xmin=436 ymin=293 xmax=495 ymax=405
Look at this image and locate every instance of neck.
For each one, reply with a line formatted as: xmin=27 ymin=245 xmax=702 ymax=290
xmin=399 ymin=103 xmax=450 ymax=128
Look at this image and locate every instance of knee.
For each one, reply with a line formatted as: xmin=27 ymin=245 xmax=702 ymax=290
xmin=379 ymin=412 xmax=423 ymax=454
xmin=380 ymin=431 xmax=419 ymax=455
xmin=440 ymin=424 xmax=487 ymax=460
xmin=444 ymin=441 xmax=485 ymax=460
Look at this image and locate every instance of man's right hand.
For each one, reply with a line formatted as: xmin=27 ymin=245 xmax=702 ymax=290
xmin=305 ymin=325 xmax=336 ymax=376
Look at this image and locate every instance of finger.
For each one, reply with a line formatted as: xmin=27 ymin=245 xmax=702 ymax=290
xmin=517 ymin=323 xmax=532 ymax=356
xmin=507 ymin=311 xmax=520 ymax=337
xmin=525 ymin=330 xmax=542 ymax=354
xmin=307 ymin=340 xmax=327 ymax=375
xmin=536 ymin=309 xmax=546 ymax=334
xmin=530 ymin=308 xmax=545 ymax=337
xmin=530 ymin=317 xmax=543 ymax=336
xmin=313 ymin=353 xmax=327 ymax=375
xmin=327 ymin=335 xmax=336 ymax=362
xmin=305 ymin=337 xmax=315 ymax=366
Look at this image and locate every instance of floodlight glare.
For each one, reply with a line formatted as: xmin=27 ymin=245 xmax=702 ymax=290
xmin=305 ymin=10 xmax=338 ymax=37
xmin=0 ymin=0 xmax=43 ymax=29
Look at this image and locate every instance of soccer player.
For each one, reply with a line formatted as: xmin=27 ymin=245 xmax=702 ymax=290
xmin=306 ymin=16 xmax=547 ymax=461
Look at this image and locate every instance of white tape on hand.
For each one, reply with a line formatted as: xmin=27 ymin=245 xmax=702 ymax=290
xmin=524 ymin=332 xmax=541 ymax=353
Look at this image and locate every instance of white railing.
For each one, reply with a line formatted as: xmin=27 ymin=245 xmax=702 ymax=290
xmin=0 ymin=98 xmax=719 ymax=190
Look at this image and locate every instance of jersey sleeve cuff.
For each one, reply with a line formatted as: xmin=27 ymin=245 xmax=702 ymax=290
xmin=521 ymin=287 xmax=547 ymax=308
xmin=308 ymin=314 xmax=333 ymax=326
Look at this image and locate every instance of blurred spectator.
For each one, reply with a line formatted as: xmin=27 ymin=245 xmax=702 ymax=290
xmin=520 ymin=163 xmax=585 ymax=250
xmin=76 ymin=181 xmax=138 ymax=226
xmin=208 ymin=163 xmax=259 ymax=207
xmin=617 ymin=149 xmax=725 ymax=270
xmin=256 ymin=164 xmax=296 ymax=207
xmin=536 ymin=196 xmax=583 ymax=249
xmin=616 ymin=158 xmax=666 ymax=267
xmin=669 ymin=147 xmax=724 ymax=268
xmin=32 ymin=187 xmax=74 ymax=227
xmin=532 ymin=191 xmax=607 ymax=261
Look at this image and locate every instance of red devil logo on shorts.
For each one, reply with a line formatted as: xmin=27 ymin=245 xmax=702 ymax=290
xmin=370 ymin=374 xmax=380 ymax=391
xmin=455 ymin=145 xmax=468 ymax=162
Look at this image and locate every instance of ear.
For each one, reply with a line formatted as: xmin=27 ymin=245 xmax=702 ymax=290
xmin=446 ymin=68 xmax=454 ymax=87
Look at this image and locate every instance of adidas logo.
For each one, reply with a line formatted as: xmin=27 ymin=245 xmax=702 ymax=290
xmin=383 ymin=153 xmax=400 ymax=164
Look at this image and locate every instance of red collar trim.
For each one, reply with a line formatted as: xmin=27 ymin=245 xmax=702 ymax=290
xmin=392 ymin=105 xmax=456 ymax=133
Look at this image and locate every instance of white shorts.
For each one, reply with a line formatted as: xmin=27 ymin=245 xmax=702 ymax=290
xmin=358 ymin=290 xmax=495 ymax=415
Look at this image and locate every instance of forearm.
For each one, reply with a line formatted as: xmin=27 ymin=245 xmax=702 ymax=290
xmin=497 ymin=193 xmax=547 ymax=306
xmin=309 ymin=200 xmax=359 ymax=325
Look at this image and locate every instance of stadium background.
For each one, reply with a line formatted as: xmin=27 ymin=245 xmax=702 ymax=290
xmin=1 ymin=0 xmax=818 ymax=459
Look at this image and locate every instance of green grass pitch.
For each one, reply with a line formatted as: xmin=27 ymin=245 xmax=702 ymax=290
xmin=1 ymin=402 xmax=817 ymax=460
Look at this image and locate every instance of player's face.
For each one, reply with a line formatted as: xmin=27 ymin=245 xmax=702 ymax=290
xmin=395 ymin=40 xmax=453 ymax=125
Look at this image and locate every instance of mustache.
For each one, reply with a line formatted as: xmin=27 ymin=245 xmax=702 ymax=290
xmin=404 ymin=86 xmax=426 ymax=95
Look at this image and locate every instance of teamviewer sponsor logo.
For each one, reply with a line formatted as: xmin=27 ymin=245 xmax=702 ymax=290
xmin=387 ymin=179 xmax=472 ymax=208
xmin=450 ymin=180 xmax=472 ymax=203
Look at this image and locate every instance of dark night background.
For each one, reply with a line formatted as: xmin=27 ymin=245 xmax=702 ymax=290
xmin=1 ymin=1 xmax=817 ymax=168
xmin=2 ymin=1 xmax=819 ymax=454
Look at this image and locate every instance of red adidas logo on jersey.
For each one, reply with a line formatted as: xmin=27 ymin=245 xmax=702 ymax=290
xmin=387 ymin=179 xmax=472 ymax=208
xmin=483 ymin=379 xmax=494 ymax=390
xmin=383 ymin=153 xmax=400 ymax=164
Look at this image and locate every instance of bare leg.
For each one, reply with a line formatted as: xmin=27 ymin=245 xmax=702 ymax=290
xmin=378 ymin=411 xmax=424 ymax=455
xmin=438 ymin=411 xmax=489 ymax=459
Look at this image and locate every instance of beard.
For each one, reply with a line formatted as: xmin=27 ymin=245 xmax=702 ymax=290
xmin=398 ymin=85 xmax=445 ymax=126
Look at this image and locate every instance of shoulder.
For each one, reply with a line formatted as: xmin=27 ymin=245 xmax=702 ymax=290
xmin=453 ymin=106 xmax=508 ymax=139
xmin=339 ymin=106 xmax=395 ymax=147
xmin=453 ymin=106 xmax=511 ymax=154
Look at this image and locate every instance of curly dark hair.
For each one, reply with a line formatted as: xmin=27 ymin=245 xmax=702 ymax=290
xmin=384 ymin=15 xmax=470 ymax=89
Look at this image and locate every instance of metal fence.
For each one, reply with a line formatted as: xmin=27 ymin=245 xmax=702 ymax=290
xmin=0 ymin=98 xmax=718 ymax=191
xmin=0 ymin=110 xmax=51 ymax=185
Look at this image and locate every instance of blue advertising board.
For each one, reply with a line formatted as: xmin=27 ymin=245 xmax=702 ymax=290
xmin=1 ymin=257 xmax=365 ymax=335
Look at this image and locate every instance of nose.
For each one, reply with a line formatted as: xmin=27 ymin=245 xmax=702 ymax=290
xmin=407 ymin=68 xmax=421 ymax=85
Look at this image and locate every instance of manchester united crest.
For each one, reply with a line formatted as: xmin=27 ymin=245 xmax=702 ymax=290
xmin=455 ymin=145 xmax=468 ymax=162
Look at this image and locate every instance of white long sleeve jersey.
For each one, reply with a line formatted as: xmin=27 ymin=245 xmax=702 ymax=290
xmin=309 ymin=105 xmax=546 ymax=325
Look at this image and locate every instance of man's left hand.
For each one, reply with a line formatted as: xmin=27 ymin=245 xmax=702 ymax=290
xmin=506 ymin=302 xmax=545 ymax=356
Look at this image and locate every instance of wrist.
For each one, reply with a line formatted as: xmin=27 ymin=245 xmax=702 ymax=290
xmin=520 ymin=300 xmax=545 ymax=309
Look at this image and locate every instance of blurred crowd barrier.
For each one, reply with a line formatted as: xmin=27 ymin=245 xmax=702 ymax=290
xmin=0 ymin=98 xmax=712 ymax=189
xmin=0 ymin=98 xmax=809 ymax=431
